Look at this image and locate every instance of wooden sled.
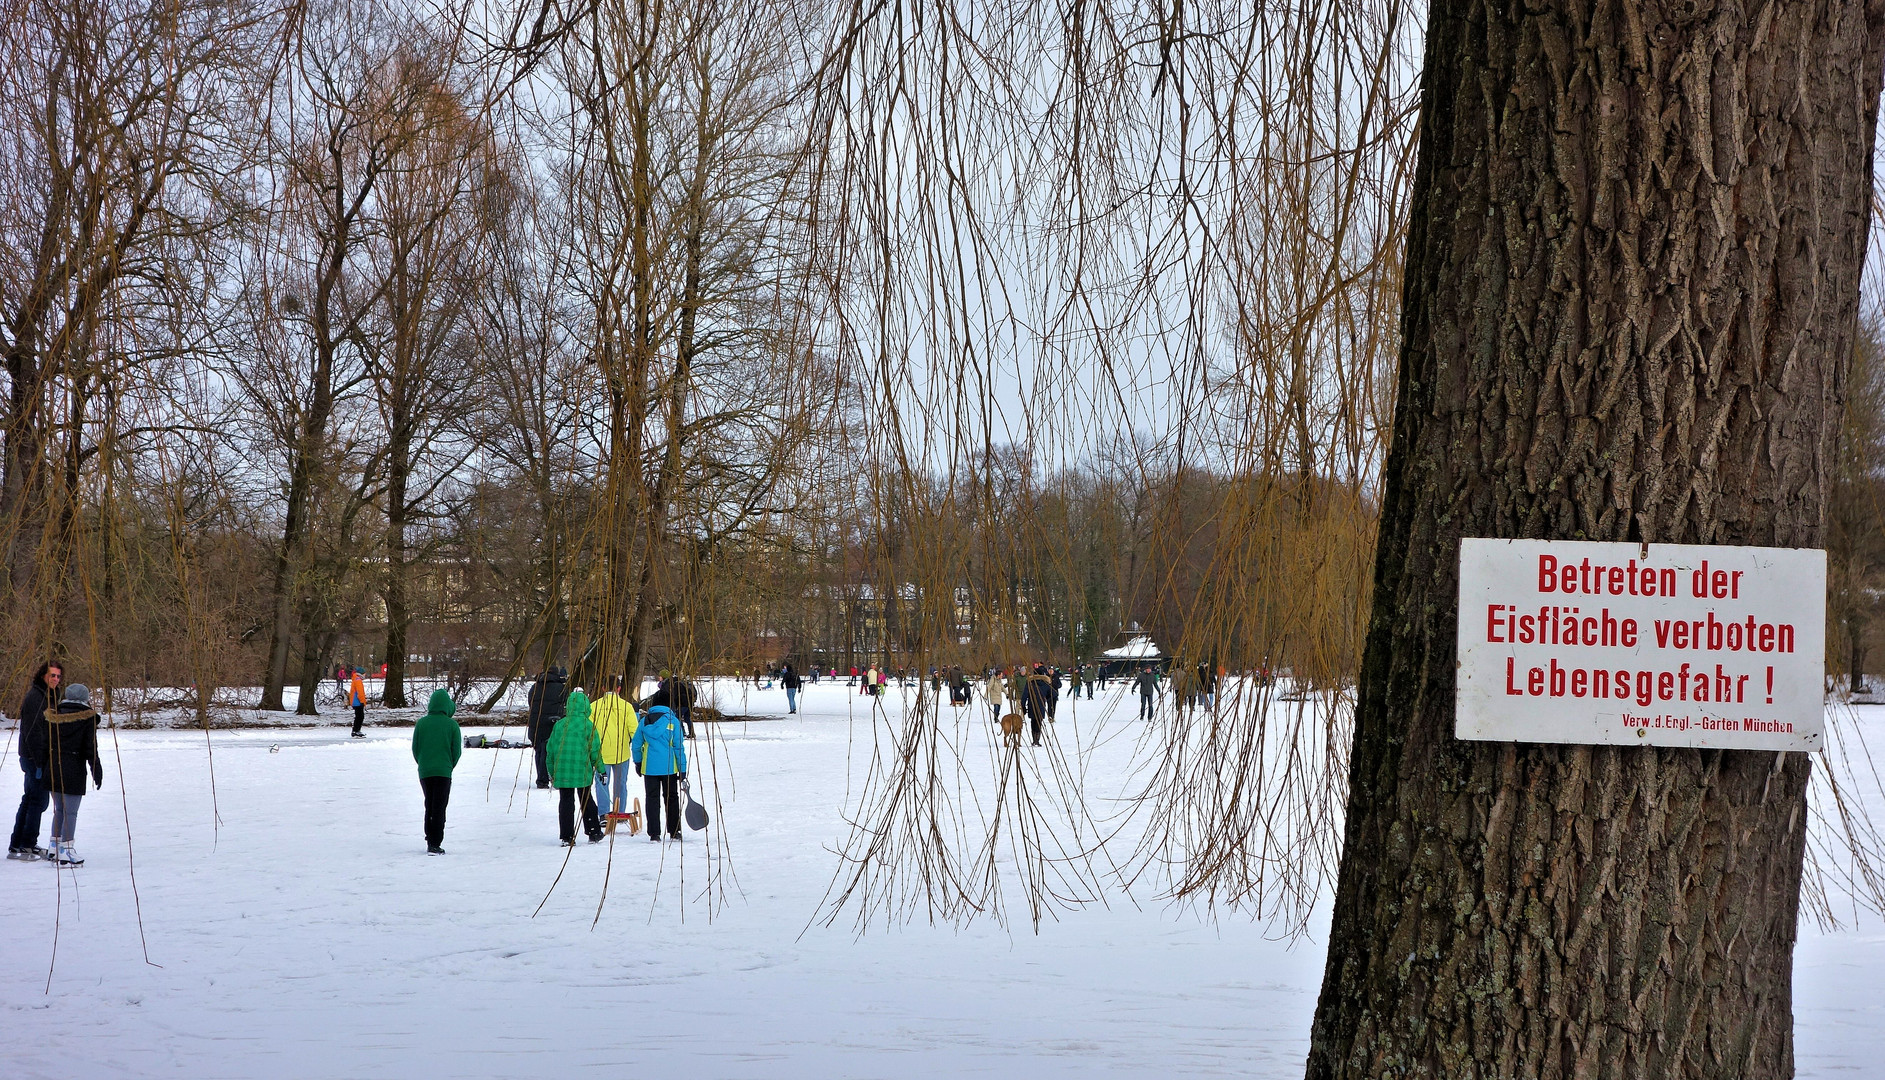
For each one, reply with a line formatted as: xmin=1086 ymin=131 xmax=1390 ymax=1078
xmin=603 ymin=797 xmax=644 ymax=837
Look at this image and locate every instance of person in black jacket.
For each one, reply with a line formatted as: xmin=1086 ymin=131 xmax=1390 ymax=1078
xmin=43 ymin=682 xmax=102 ymax=866
xmin=1135 ymin=666 xmax=1159 ymax=721
xmin=525 ymin=667 xmax=569 ymax=789
xmin=781 ymin=663 xmax=801 ymax=714
xmin=8 ymin=661 xmax=61 ymax=860
xmin=646 ymin=671 xmax=698 ymax=738
xmin=1023 ymin=664 xmax=1053 ymax=746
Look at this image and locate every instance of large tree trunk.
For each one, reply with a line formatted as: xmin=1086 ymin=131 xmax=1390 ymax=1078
xmin=259 ymin=448 xmax=313 ymax=712
xmin=1307 ymin=3 xmax=1885 ymax=1078
xmin=295 ymin=628 xmax=333 ymax=717
xmin=1849 ymin=623 xmax=1867 ymax=695
xmin=382 ymin=404 xmax=411 ymax=710
xmin=3 ymin=345 xmax=48 ymax=614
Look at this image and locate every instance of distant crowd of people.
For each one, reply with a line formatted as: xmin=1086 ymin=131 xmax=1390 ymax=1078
xmin=10 ymin=653 xmax=1254 ymax=861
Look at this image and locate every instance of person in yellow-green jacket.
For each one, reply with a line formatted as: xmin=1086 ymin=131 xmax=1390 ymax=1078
xmin=410 ymin=689 xmax=462 ymax=855
xmin=548 ymin=689 xmax=604 ymax=846
xmin=590 ymin=676 xmax=640 ymax=819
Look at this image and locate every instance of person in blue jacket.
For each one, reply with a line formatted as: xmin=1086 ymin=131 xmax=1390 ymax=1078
xmin=630 ymin=704 xmax=687 ymax=841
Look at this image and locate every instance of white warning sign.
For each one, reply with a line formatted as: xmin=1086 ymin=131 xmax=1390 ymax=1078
xmin=1455 ymin=539 xmax=1825 ymax=751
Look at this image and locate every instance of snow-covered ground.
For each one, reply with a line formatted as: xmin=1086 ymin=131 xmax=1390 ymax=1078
xmin=1 ymin=680 xmax=1881 ymax=1077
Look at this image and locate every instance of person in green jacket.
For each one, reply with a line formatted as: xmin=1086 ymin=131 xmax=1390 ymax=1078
xmin=548 ymin=689 xmax=605 ymax=845
xmin=410 ymin=689 xmax=462 ymax=855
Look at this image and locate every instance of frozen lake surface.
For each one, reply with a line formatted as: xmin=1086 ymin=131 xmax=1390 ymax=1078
xmin=2 ymin=680 xmax=1881 ymax=1077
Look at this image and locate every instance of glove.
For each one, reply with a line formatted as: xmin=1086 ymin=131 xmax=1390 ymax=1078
xmin=91 ymin=763 xmax=104 ymax=788
xmin=678 ymin=772 xmax=687 ymax=784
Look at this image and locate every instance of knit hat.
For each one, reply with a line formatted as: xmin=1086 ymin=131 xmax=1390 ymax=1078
xmin=64 ymin=684 xmax=90 ymax=706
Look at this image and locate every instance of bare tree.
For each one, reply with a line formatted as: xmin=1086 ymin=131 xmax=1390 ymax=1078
xmin=365 ymin=40 xmax=500 ymax=707
xmin=0 ymin=0 xmax=268 ymax=665
xmin=244 ymin=0 xmax=483 ymax=712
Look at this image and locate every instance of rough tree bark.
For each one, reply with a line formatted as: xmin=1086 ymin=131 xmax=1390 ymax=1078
xmin=1307 ymin=3 xmax=1885 ymax=1078
xmin=382 ymin=409 xmax=411 ymax=709
xmin=259 ymin=297 xmax=342 ymax=713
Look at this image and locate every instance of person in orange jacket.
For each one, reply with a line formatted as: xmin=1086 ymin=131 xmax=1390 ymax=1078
xmin=348 ymin=669 xmax=369 ymax=738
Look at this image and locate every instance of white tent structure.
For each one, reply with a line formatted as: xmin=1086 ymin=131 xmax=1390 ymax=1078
xmin=1097 ymin=634 xmax=1167 ymax=679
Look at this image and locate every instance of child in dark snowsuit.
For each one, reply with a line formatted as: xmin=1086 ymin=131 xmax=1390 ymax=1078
xmin=44 ymin=683 xmax=103 ymax=866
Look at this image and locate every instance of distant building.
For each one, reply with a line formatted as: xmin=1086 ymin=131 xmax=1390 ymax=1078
xmin=1096 ymin=632 xmax=1168 ymax=680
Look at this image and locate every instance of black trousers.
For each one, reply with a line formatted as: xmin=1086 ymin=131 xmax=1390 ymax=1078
xmin=10 ymin=763 xmax=49 ymax=850
xmin=420 ymin=776 xmax=451 ymax=848
xmin=532 ymin=720 xmax=555 ymax=786
xmin=558 ymin=786 xmax=601 ymax=842
xmin=1027 ymin=707 xmax=1045 ymax=745
xmin=352 ymin=703 xmax=365 ymax=735
xmin=1138 ymin=693 xmax=1154 ymax=720
xmin=644 ymin=774 xmax=681 ymax=837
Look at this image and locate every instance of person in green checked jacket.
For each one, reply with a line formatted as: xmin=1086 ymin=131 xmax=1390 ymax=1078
xmin=411 ymin=689 xmax=462 ymax=855
xmin=548 ymin=689 xmax=605 ymax=846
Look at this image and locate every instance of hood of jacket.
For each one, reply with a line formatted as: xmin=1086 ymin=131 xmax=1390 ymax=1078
xmin=425 ymin=689 xmax=456 ymax=720
xmin=564 ymin=689 xmax=592 ymax=726
xmin=48 ymin=700 xmax=97 ymax=723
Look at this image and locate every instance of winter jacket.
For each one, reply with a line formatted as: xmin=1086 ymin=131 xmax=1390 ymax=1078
xmin=631 ymin=705 xmax=688 ymax=777
xmin=526 ymin=670 xmax=568 ymax=741
xmin=16 ymin=678 xmax=53 ymax=768
xmin=411 ymin=689 xmax=463 ymax=779
xmin=781 ymin=666 xmax=801 ymax=690
xmin=45 ymin=699 xmax=102 ymax=797
xmin=1135 ymin=671 xmax=1159 ymax=697
xmin=546 ymin=690 xmax=602 ymax=788
xmin=591 ymin=692 xmax=639 ymax=766
xmin=983 ymin=676 xmax=1004 ymax=707
xmin=1022 ymin=674 xmax=1053 ymax=717
xmin=349 ymin=672 xmax=367 ymax=708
